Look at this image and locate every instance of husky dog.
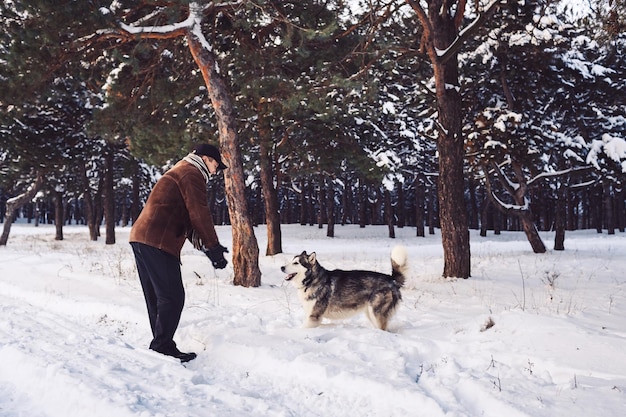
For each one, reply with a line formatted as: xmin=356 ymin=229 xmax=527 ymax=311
xmin=281 ymin=246 xmax=408 ymax=331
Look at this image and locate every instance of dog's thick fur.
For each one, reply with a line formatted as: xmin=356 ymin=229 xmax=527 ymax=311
xmin=281 ymin=246 xmax=408 ymax=330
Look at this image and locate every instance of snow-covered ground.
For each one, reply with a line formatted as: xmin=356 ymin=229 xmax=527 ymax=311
xmin=0 ymin=222 xmax=624 ymax=416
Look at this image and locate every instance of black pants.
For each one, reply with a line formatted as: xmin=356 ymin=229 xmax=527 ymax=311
xmin=130 ymin=242 xmax=184 ymax=353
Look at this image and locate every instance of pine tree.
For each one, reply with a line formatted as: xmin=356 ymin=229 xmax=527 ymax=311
xmin=0 ymin=1 xmax=121 ymax=244
xmin=463 ymin=0 xmax=624 ymax=249
xmin=402 ymin=0 xmax=506 ymax=278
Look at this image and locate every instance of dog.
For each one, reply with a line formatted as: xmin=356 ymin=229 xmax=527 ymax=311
xmin=281 ymin=246 xmax=408 ymax=331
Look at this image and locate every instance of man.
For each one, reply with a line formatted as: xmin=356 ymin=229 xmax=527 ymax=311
xmin=130 ymin=144 xmax=228 ymax=363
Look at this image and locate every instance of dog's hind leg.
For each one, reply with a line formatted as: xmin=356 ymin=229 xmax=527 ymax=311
xmin=366 ymin=305 xmax=387 ymax=330
xmin=368 ymin=291 xmax=399 ymax=331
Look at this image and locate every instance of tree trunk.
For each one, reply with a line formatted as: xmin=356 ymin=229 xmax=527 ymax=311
xmin=187 ymin=31 xmax=261 ymax=287
xmin=0 ymin=190 xmax=5 ymax=223
xmin=520 ymin=212 xmax=546 ymax=253
xmin=104 ymin=146 xmax=116 ymax=245
xmin=359 ymin=179 xmax=366 ymax=228
xmin=341 ymin=179 xmax=350 ymax=226
xmin=120 ymin=191 xmax=129 ymax=227
xmin=480 ymin=198 xmax=490 ymax=237
xmin=426 ymin=1 xmax=470 ymax=277
xmin=615 ymin=184 xmax=626 ymax=233
xmin=406 ymin=0 xmax=471 ymax=278
xmin=489 ymin=162 xmax=547 ymax=253
xmin=427 ymin=185 xmax=436 ymax=235
xmin=494 ymin=209 xmax=501 ymax=235
xmin=604 ymin=181 xmax=614 ymax=235
xmin=468 ymin=177 xmax=479 ymax=229
xmin=406 ymin=0 xmax=503 ymax=275
xmin=317 ymin=183 xmax=326 ymax=229
xmin=566 ymin=188 xmax=576 ymax=230
xmin=299 ymin=181 xmax=307 ymax=225
xmin=415 ymin=175 xmax=425 ymax=237
xmin=0 ymin=174 xmax=45 ymax=246
xmin=131 ymin=156 xmax=141 ymax=224
xmin=396 ymin=181 xmax=405 ymax=228
xmin=594 ymin=185 xmax=603 ymax=233
xmin=326 ymin=182 xmax=335 ymax=238
xmin=257 ymin=98 xmax=282 ymax=256
xmin=385 ymin=189 xmax=395 ymax=238
xmin=54 ymin=188 xmax=64 ymax=241
xmin=33 ymin=201 xmax=40 ymax=226
xmin=554 ymin=185 xmax=566 ymax=251
xmin=80 ymin=161 xmax=99 ymax=241
xmin=371 ymin=188 xmax=382 ymax=225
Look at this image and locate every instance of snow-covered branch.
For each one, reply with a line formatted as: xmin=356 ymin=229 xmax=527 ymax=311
xmin=527 ymin=166 xmax=592 ymax=186
xmin=84 ymin=1 xmax=239 ymax=44
xmin=490 ymin=191 xmax=530 ymax=212
xmin=115 ymin=1 xmax=208 ymax=37
xmin=569 ymin=179 xmax=597 ymax=190
xmin=490 ymin=160 xmax=519 ymax=193
xmin=587 ymin=133 xmax=626 ymax=173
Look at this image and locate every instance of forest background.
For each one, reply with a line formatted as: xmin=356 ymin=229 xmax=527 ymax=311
xmin=1 ymin=0 xmax=625 ymax=286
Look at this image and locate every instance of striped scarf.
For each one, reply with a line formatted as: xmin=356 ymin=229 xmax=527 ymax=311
xmin=183 ymin=152 xmax=210 ymax=184
xmin=183 ymin=152 xmax=210 ymax=251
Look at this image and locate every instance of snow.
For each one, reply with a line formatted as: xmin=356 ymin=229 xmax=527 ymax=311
xmin=382 ymin=101 xmax=396 ymax=115
xmin=587 ymin=133 xmax=626 ymax=173
xmin=1 ymin=223 xmax=625 ymax=417
xmin=601 ymin=134 xmax=626 ymax=166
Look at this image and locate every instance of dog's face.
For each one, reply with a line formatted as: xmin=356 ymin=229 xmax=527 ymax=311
xmin=281 ymin=251 xmax=316 ymax=285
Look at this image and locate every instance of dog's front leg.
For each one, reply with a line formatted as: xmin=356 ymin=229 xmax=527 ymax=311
xmin=303 ymin=300 xmax=326 ymax=328
xmin=303 ymin=317 xmax=321 ymax=328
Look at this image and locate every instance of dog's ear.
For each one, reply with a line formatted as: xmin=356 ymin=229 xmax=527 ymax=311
xmin=308 ymin=252 xmax=316 ymax=264
xmin=300 ymin=250 xmax=308 ymax=257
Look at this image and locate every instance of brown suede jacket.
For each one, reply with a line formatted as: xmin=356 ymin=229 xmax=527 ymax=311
xmin=129 ymin=160 xmax=219 ymax=259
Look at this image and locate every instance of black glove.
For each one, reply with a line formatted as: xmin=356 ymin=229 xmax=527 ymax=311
xmin=205 ymin=244 xmax=228 ymax=269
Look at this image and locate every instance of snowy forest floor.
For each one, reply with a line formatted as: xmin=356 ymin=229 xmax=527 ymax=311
xmin=1 ymin=223 xmax=625 ymax=417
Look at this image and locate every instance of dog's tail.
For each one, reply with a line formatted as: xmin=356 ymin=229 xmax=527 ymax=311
xmin=390 ymin=245 xmax=408 ymax=287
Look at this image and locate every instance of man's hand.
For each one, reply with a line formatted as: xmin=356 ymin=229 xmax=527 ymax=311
xmin=205 ymin=244 xmax=228 ymax=269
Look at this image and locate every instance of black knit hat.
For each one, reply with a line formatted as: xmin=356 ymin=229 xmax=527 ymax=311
xmin=193 ymin=144 xmax=227 ymax=170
